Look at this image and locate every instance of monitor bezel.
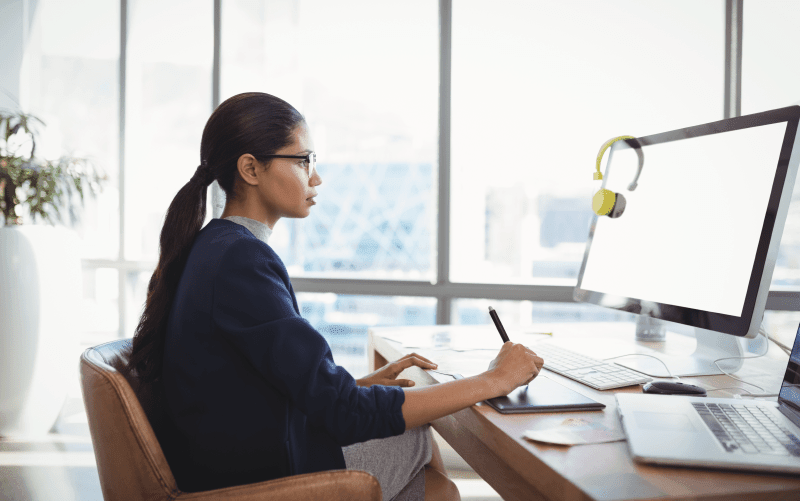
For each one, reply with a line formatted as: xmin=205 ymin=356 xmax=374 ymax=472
xmin=574 ymin=106 xmax=800 ymax=338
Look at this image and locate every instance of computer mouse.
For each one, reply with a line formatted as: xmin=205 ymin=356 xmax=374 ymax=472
xmin=642 ymin=381 xmax=707 ymax=396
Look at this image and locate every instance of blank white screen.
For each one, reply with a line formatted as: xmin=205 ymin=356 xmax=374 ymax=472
xmin=581 ymin=122 xmax=787 ymax=317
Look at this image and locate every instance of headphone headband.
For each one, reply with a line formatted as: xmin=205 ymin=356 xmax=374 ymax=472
xmin=592 ymin=135 xmax=645 ymax=218
xmin=595 ymin=135 xmax=635 ymax=180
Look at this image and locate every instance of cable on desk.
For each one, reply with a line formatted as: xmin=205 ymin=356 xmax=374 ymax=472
xmin=770 ymin=335 xmax=792 ymax=356
xmin=706 ymin=386 xmax=755 ymax=396
xmin=737 ymin=383 xmax=800 ymax=399
xmin=602 ymin=353 xmax=680 ymax=380
xmin=708 ymin=324 xmax=773 ymax=394
xmin=601 ymin=323 xmax=782 ymax=396
xmin=705 ymin=323 xmax=797 ymax=397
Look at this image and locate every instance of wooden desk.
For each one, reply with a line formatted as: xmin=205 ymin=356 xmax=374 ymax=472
xmin=368 ymin=323 xmax=800 ymax=501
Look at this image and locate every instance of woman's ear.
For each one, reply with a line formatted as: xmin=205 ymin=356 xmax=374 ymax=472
xmin=236 ymin=154 xmax=261 ymax=187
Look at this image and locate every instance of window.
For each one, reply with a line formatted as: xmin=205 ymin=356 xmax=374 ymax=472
xmin=742 ymin=1 xmax=800 ymax=115
xmin=298 ymin=293 xmax=436 ymax=375
xmin=124 ymin=0 xmax=214 ymax=262
xmin=743 ymin=1 xmax=800 ymax=289
xmin=24 ymin=0 xmax=120 ymax=259
xmin=453 ymin=299 xmax=633 ymax=326
xmin=13 ymin=1 xmax=797 ymax=341
xmin=21 ymin=0 xmax=121 ymax=337
xmin=82 ymin=268 xmax=120 ymax=343
xmin=221 ymin=0 xmax=438 ymax=280
xmin=450 ymin=0 xmax=724 ymax=286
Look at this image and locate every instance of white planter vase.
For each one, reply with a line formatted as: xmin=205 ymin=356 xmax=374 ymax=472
xmin=0 ymin=225 xmax=81 ymax=437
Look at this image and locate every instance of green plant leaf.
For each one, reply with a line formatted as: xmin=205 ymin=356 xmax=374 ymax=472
xmin=0 ymin=111 xmax=105 ymax=225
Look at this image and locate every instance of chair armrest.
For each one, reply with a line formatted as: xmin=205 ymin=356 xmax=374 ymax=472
xmin=176 ymin=470 xmax=382 ymax=501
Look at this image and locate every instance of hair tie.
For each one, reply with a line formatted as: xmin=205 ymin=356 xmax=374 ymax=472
xmin=190 ymin=163 xmax=214 ymax=186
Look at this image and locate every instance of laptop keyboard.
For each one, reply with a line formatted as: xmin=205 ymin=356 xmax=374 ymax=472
xmin=532 ymin=343 xmax=652 ymax=390
xmin=692 ymin=402 xmax=800 ymax=456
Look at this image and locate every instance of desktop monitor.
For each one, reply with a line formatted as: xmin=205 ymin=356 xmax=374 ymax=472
xmin=574 ymin=106 xmax=800 ymax=377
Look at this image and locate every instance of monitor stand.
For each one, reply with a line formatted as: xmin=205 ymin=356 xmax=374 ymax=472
xmin=614 ymin=323 xmax=745 ymax=378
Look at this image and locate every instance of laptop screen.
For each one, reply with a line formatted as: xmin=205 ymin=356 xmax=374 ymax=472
xmin=779 ymin=324 xmax=800 ymax=421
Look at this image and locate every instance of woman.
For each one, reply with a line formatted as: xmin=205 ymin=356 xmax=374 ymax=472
xmin=128 ymin=92 xmax=544 ymax=501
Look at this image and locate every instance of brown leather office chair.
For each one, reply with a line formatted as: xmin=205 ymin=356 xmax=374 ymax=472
xmin=80 ymin=339 xmax=381 ymax=500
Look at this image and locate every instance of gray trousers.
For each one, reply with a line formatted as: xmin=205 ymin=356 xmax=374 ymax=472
xmin=342 ymin=424 xmax=433 ymax=501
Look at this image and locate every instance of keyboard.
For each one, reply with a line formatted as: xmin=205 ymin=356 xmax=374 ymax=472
xmin=692 ymin=402 xmax=800 ymax=456
xmin=531 ymin=343 xmax=653 ymax=390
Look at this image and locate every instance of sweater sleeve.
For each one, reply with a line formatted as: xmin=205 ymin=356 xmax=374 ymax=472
xmin=212 ymin=237 xmax=406 ymax=446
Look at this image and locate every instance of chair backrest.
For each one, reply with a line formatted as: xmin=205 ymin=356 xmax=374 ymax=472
xmin=80 ymin=339 xmax=179 ymax=501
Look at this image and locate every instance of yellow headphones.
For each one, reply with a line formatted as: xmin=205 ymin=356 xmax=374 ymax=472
xmin=592 ymin=135 xmax=644 ymax=218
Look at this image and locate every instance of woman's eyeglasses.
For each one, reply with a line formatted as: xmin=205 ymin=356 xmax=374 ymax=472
xmin=260 ymin=152 xmax=316 ymax=178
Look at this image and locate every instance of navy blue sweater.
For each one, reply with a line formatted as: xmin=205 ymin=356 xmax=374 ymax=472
xmin=160 ymin=218 xmax=406 ymax=492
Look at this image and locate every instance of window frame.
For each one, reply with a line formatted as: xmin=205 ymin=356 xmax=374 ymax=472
xmin=83 ymin=0 xmax=797 ymax=338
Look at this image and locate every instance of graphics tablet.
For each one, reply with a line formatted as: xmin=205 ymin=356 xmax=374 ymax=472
xmin=427 ymin=370 xmax=604 ymax=414
xmin=484 ymin=376 xmax=605 ymax=414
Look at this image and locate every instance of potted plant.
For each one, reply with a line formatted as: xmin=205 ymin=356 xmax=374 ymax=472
xmin=0 ymin=110 xmax=105 ymax=437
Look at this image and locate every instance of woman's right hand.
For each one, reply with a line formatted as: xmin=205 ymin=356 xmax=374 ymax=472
xmin=484 ymin=342 xmax=545 ymax=397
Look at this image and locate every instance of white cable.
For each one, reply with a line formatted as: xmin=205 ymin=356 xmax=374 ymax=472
xmin=706 ymin=386 xmax=753 ymax=395
xmin=604 ymin=324 xmax=783 ymax=395
xmin=709 ymin=324 xmax=773 ymax=393
xmin=708 ymin=322 xmax=799 ymax=395
xmin=738 ymin=382 xmax=800 ymax=399
xmin=770 ymin=335 xmax=793 ymax=355
xmin=602 ymin=353 xmax=680 ymax=380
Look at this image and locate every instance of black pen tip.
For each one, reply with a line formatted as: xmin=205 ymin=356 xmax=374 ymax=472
xmin=488 ymin=306 xmax=495 ymax=312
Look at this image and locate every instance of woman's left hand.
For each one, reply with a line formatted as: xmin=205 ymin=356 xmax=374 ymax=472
xmin=356 ymin=353 xmax=438 ymax=388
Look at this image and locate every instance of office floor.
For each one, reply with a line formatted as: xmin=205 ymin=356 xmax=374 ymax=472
xmin=0 ymin=336 xmax=501 ymax=501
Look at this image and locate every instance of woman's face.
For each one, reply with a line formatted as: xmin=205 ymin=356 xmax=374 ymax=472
xmin=256 ymin=123 xmax=322 ymax=226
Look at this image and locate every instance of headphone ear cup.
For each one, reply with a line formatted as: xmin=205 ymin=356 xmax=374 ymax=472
xmin=608 ymin=193 xmax=626 ymax=218
xmin=593 ymin=188 xmax=617 ymax=216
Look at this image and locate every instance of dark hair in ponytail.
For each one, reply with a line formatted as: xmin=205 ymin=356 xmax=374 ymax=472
xmin=128 ymin=92 xmax=305 ymax=384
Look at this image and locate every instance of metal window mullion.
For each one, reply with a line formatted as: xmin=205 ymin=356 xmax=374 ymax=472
xmin=766 ymin=291 xmax=800 ymax=311
xmin=211 ymin=0 xmax=224 ymax=218
xmin=437 ymin=0 xmax=453 ymax=324
xmin=724 ymin=0 xmax=743 ymax=119
xmin=290 ymin=278 xmax=575 ymax=303
xmin=289 ymin=278 xmax=800 ymax=312
xmin=81 ymin=255 xmax=800 ymax=311
xmin=212 ymin=0 xmax=220 ymax=111
xmin=118 ymin=0 xmax=128 ymax=338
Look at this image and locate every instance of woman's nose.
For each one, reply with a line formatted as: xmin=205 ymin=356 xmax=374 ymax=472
xmin=310 ymin=170 xmax=322 ymax=186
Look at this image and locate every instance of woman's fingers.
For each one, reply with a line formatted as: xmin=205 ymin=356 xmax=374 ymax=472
xmin=518 ymin=345 xmax=545 ymax=372
xmin=394 ymin=354 xmax=437 ymax=373
xmin=398 ymin=352 xmax=437 ymax=367
xmin=487 ymin=342 xmax=548 ymax=391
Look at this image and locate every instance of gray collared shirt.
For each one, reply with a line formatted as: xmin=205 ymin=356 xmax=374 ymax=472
xmin=223 ymin=216 xmax=273 ymax=245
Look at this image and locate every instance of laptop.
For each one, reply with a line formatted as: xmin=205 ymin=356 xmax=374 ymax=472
xmin=616 ymin=324 xmax=800 ymax=474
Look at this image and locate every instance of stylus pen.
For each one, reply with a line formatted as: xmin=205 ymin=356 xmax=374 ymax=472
xmin=488 ymin=306 xmax=510 ymax=343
